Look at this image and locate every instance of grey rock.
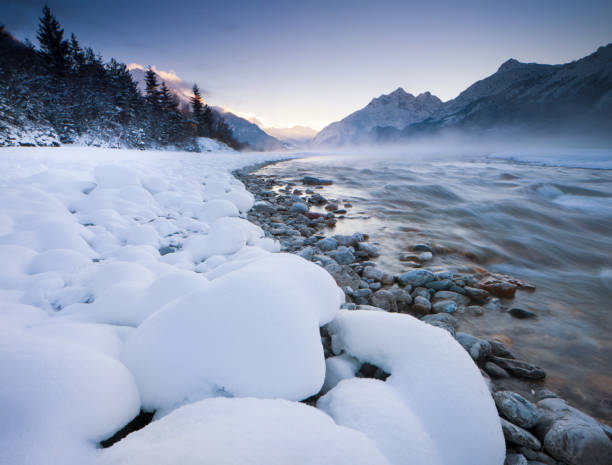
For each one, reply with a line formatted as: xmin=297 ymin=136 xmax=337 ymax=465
xmin=448 ymin=284 xmax=467 ymax=294
xmin=317 ymin=237 xmax=339 ymax=251
xmin=340 ymin=303 xmax=357 ymax=310
xmin=456 ymin=332 xmax=491 ymax=362
xmin=501 ymin=418 xmax=542 ymax=450
xmin=491 ymin=357 xmax=546 ymax=380
xmin=328 ymin=247 xmax=356 ymax=265
xmin=426 ymin=321 xmax=456 ymax=337
xmin=484 ymin=362 xmax=509 ymax=378
xmin=425 ymin=279 xmax=453 ymax=291
xmin=297 ymin=246 xmax=316 ymax=261
xmin=431 ymin=299 xmax=458 ymax=314
xmin=398 ymin=269 xmax=435 ymax=287
xmin=411 ymin=287 xmax=431 ymax=300
xmin=489 ymin=340 xmax=515 ymax=359
xmin=509 ymin=308 xmax=537 ymax=319
xmin=358 ymin=242 xmax=380 ymax=258
xmin=333 ymin=233 xmax=365 ymax=247
xmin=432 ymin=290 xmax=470 ymax=306
xmin=413 ymin=244 xmax=433 ymax=253
xmin=289 ymin=202 xmax=309 ymax=213
xmin=467 ymin=305 xmax=485 ymax=316
xmin=505 ymin=453 xmax=528 ymax=465
xmin=536 ymin=397 xmax=612 ymax=465
xmin=251 ymin=201 xmax=276 ymax=214
xmin=494 ymin=391 xmax=541 ymax=429
xmin=324 ymin=263 xmax=361 ymax=289
xmin=369 ymin=281 xmax=382 ymax=291
xmin=388 ymin=287 xmax=413 ymax=313
xmin=422 ymin=313 xmax=459 ymax=329
xmin=464 ymin=286 xmax=490 ymax=301
xmin=411 ymin=295 xmax=431 ymax=315
xmin=517 ymin=448 xmax=558 ymax=465
xmin=435 ymin=271 xmax=453 ymax=280
xmin=362 ymin=266 xmax=384 ymax=281
xmin=370 ymin=289 xmax=398 ymax=312
xmin=303 ymin=176 xmax=333 ymax=186
xmin=314 ymin=254 xmax=337 ymax=267
xmin=534 ymin=389 xmax=558 ymax=402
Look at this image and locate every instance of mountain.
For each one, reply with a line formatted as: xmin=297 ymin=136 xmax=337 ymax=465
xmin=218 ymin=110 xmax=284 ymax=151
xmin=313 ymin=89 xmax=443 ymax=146
xmin=317 ymin=44 xmax=612 ymax=146
xmin=264 ymin=125 xmax=317 ymax=146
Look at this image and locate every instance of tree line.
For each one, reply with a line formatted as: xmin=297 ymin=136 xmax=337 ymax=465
xmin=0 ymin=6 xmax=242 ymax=150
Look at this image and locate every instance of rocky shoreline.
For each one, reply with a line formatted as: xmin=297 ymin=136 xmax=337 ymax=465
xmin=234 ymin=163 xmax=612 ymax=465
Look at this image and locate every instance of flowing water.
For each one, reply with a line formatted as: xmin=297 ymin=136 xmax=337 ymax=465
xmin=257 ymin=151 xmax=612 ymax=423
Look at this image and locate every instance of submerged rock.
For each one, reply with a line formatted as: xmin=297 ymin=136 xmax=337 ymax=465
xmin=491 ymin=357 xmax=545 ymax=380
xmin=508 ymin=308 xmax=536 ymax=319
xmin=303 ymin=176 xmax=333 ymax=186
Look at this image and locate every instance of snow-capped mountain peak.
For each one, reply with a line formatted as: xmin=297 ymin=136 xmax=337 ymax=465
xmin=313 ymin=87 xmax=442 ymax=146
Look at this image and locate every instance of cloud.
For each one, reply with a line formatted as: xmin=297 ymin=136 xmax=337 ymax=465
xmin=127 ymin=63 xmax=207 ymax=103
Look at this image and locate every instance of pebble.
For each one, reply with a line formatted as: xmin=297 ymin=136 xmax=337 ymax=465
xmin=362 ymin=266 xmax=384 ymax=281
xmin=418 ymin=251 xmax=433 ymax=261
xmin=411 ymin=287 xmax=431 ymax=300
xmin=431 ymin=299 xmax=458 ymax=314
xmin=489 ymin=339 xmax=515 ymax=359
xmin=388 ymin=287 xmax=412 ymax=313
xmin=425 ymin=279 xmax=453 ymax=291
xmin=303 ymin=176 xmax=333 ymax=185
xmin=508 ymin=308 xmax=537 ymax=319
xmin=328 ymin=247 xmax=356 ymax=265
xmin=484 ymin=362 xmax=509 ymax=378
xmin=370 ymin=289 xmax=398 ymax=312
xmin=411 ymin=295 xmax=431 ymax=315
xmin=324 ymin=263 xmax=361 ymax=289
xmin=289 ymin=202 xmax=309 ymax=213
xmin=456 ymin=332 xmax=491 ymax=362
xmin=464 ymin=286 xmax=490 ymax=301
xmin=413 ymin=244 xmax=433 ymax=253
xmin=494 ymin=391 xmax=541 ymax=429
xmin=398 ymin=269 xmax=435 ymax=287
xmin=422 ymin=313 xmax=459 ymax=329
xmin=317 ymin=237 xmax=338 ymax=251
xmin=358 ymin=242 xmax=380 ymax=258
xmin=500 ymin=417 xmax=542 ymax=450
xmin=467 ymin=305 xmax=485 ymax=316
xmin=478 ymin=277 xmax=518 ymax=298
xmin=491 ymin=356 xmax=546 ymax=380
xmin=505 ymin=453 xmax=528 ymax=465
xmin=432 ymin=290 xmax=470 ymax=306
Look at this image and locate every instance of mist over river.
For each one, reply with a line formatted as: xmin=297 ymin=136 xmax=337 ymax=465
xmin=257 ymin=150 xmax=612 ymax=423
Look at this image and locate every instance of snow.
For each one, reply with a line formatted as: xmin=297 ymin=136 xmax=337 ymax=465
xmin=0 ymin=145 xmax=504 ymax=465
xmin=98 ymin=397 xmax=390 ymax=465
xmin=122 ymin=253 xmax=344 ymax=413
xmin=324 ymin=310 xmax=505 ymax=465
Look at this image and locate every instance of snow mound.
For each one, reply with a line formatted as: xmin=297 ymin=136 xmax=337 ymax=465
xmin=123 ymin=253 xmax=344 ymax=412
xmin=324 ymin=310 xmax=505 ymax=465
xmin=0 ymin=326 xmax=140 ymax=465
xmin=98 ymin=397 xmax=390 ymax=465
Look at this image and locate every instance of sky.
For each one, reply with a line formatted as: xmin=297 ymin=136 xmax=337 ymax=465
xmin=2 ymin=0 xmax=611 ymax=130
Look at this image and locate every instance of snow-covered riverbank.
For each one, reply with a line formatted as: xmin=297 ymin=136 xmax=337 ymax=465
xmin=0 ymin=146 xmax=504 ymax=465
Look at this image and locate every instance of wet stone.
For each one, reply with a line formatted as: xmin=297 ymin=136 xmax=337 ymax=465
xmin=484 ymin=362 xmax=510 ymax=378
xmin=491 ymin=356 xmax=546 ymax=380
xmin=494 ymin=391 xmax=541 ymax=429
xmin=501 ymin=418 xmax=542 ymax=450
xmin=508 ymin=308 xmax=537 ymax=319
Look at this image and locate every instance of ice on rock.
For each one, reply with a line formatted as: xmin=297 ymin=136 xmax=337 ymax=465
xmin=98 ymin=397 xmax=390 ymax=465
xmin=319 ymin=378 xmax=444 ymax=465
xmin=325 ymin=310 xmax=505 ymax=465
xmin=122 ymin=253 xmax=344 ymax=412
xmin=0 ymin=327 xmax=140 ymax=465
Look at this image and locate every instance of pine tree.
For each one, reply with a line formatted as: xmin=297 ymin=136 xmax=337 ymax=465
xmin=144 ymin=67 xmax=160 ymax=108
xmin=201 ymin=104 xmax=215 ymax=137
xmin=68 ymin=33 xmax=84 ymax=70
xmin=36 ymin=5 xmax=69 ymax=73
xmin=190 ymin=84 xmax=203 ymax=123
xmin=159 ymin=82 xmax=178 ymax=113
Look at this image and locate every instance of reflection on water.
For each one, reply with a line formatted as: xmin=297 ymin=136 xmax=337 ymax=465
xmin=258 ymin=153 xmax=612 ymax=422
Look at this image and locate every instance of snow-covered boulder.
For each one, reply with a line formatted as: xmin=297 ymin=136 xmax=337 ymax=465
xmin=323 ymin=310 xmax=505 ymax=465
xmin=98 ymin=397 xmax=390 ymax=465
xmin=122 ymin=253 xmax=344 ymax=412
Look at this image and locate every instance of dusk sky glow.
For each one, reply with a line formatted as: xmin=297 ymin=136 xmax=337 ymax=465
xmin=2 ymin=0 xmax=611 ymax=129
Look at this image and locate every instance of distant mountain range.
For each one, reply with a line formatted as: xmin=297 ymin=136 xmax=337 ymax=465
xmin=313 ymin=44 xmax=612 ymax=146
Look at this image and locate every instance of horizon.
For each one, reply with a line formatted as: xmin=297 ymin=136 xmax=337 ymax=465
xmin=2 ymin=0 xmax=611 ymax=130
